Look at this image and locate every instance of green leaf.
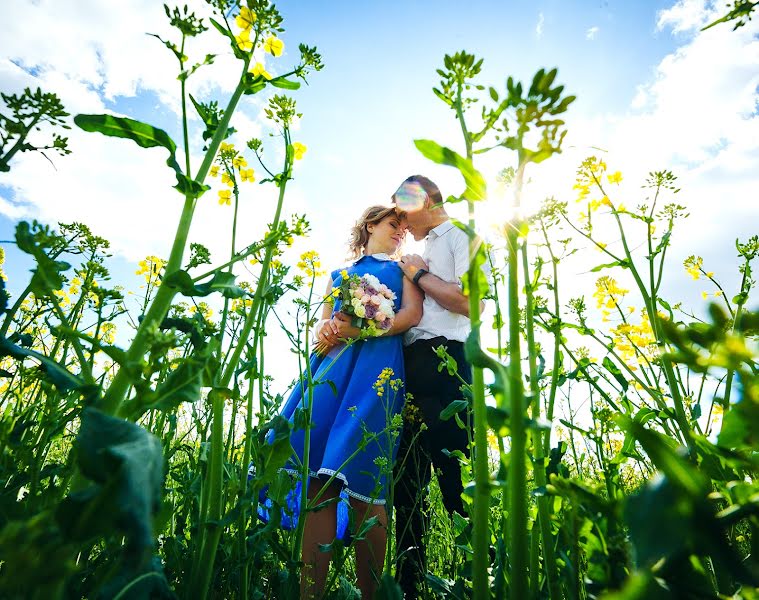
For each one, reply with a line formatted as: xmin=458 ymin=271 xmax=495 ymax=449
xmin=374 ymin=574 xmax=403 ymax=600
xmin=602 ymin=356 xmax=628 ymax=392
xmin=74 ymin=114 xmax=208 ymax=199
xmin=251 ymin=416 xmax=294 ymax=488
xmin=440 ymin=399 xmax=469 ymax=421
xmin=15 ymin=221 xmax=71 ymax=297
xmin=590 ymin=259 xmax=629 ymax=272
xmin=414 ymin=139 xmax=487 ymax=202
xmin=164 ymin=269 xmax=247 ymax=299
xmin=620 ymin=417 xmax=707 ymax=496
xmin=269 ymin=76 xmax=301 ymax=90
xmin=57 ymin=408 xmax=163 ymax=550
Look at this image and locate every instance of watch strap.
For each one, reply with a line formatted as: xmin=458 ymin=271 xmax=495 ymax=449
xmin=412 ymin=268 xmax=429 ymax=285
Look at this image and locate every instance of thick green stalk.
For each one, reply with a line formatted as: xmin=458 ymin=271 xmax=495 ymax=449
xmin=507 ymin=163 xmax=528 ymax=599
xmin=100 ymin=63 xmax=249 ymax=418
xmin=193 ymin=389 xmax=225 ymax=600
xmin=454 ymin=78 xmax=489 ymax=600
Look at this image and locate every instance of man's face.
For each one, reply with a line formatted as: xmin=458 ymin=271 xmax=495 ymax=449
xmin=394 ymin=181 xmax=429 ymax=241
xmin=404 ymin=209 xmax=427 ymax=241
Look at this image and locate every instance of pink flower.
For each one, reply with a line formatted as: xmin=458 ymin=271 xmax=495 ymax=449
xmin=361 ymin=294 xmax=371 ymax=304
xmin=371 ymin=294 xmax=382 ymax=306
xmin=353 ymin=288 xmax=364 ymax=299
xmin=375 ymin=311 xmax=387 ymax=322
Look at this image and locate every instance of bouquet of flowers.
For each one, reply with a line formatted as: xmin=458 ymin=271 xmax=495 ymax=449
xmin=334 ymin=271 xmax=396 ymax=337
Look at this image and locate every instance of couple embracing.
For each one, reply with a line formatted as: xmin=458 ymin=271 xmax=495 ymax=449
xmin=268 ymin=175 xmax=488 ymax=599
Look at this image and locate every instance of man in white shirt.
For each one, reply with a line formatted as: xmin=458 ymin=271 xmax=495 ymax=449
xmin=392 ymin=174 xmax=487 ymax=599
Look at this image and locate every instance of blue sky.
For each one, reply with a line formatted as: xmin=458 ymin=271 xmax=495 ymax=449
xmin=1 ymin=0 xmax=758 ymax=388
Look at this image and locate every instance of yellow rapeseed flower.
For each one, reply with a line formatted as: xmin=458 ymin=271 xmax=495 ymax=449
xmin=232 ymin=155 xmax=247 ymax=169
xmin=702 ymin=291 xmax=708 ymax=300
xmin=250 ymin=62 xmax=272 ymax=80
xmin=235 ymin=28 xmax=253 ymax=52
xmin=222 ymin=171 xmax=234 ymax=187
xmin=220 ymin=141 xmax=234 ymax=153
xmin=210 ymin=165 xmax=219 ymax=177
xmin=292 ymin=142 xmax=307 ymax=160
xmin=607 ymin=171 xmax=623 ymax=184
xmin=235 ymin=6 xmax=256 ymax=30
xmin=340 ymin=269 xmax=349 ymax=279
xmin=240 ymin=168 xmax=255 ymax=182
xmin=264 ymin=36 xmax=284 ymax=56
xmin=218 ymin=189 xmax=232 ymax=206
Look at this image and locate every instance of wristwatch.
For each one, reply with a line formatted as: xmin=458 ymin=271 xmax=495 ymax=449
xmin=412 ymin=268 xmax=429 ymax=285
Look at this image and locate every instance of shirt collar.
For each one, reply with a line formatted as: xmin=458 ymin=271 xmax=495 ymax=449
xmin=355 ymin=252 xmax=393 ymax=263
xmin=428 ymin=220 xmax=455 ymax=239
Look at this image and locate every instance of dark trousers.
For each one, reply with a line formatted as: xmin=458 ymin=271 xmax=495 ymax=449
xmin=394 ymin=337 xmax=472 ymax=598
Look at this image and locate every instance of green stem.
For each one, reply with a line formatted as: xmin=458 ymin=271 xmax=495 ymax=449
xmin=455 ymin=77 xmax=489 ymax=600
xmin=521 ymin=243 xmax=562 ymax=600
xmin=507 ymin=162 xmax=529 ymax=599
xmin=193 ymin=389 xmax=225 ymax=600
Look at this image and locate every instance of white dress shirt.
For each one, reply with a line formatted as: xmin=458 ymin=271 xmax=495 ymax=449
xmin=404 ymin=220 xmax=489 ymax=346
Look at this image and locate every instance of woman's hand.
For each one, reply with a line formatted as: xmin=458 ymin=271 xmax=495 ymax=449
xmin=314 ymin=319 xmax=340 ymax=355
xmin=331 ymin=312 xmax=361 ymax=339
xmin=313 ymin=313 xmax=361 ymax=355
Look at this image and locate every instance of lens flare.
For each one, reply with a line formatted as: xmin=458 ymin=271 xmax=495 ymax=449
xmin=393 ymin=181 xmax=427 ymax=211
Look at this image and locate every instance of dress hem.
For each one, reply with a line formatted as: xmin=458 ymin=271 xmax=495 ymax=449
xmin=280 ymin=467 xmax=386 ymax=506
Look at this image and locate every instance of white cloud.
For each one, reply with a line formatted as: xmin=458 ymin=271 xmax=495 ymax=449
xmin=526 ymin=4 xmax=759 ymax=308
xmin=536 ymin=12 xmax=545 ymax=38
xmin=0 ymin=0 xmax=296 ymax=264
xmin=586 ymin=26 xmax=600 ymax=40
xmin=656 ymin=0 xmax=720 ymax=33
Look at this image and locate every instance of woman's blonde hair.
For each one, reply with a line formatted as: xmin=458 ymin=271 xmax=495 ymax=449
xmin=347 ymin=205 xmax=404 ymax=259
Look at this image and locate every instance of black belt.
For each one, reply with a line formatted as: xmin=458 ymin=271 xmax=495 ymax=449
xmin=407 ymin=336 xmax=463 ymax=348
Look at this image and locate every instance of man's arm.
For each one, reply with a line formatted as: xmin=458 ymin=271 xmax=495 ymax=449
xmin=399 ymin=254 xmax=472 ymax=317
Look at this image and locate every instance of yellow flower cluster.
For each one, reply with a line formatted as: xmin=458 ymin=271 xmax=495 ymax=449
xmin=297 ymin=250 xmax=325 ymax=278
xmin=402 ymin=400 xmax=422 ymax=424
xmin=135 ymin=256 xmax=165 ymax=286
xmin=573 ymin=156 xmax=623 ymax=213
xmin=99 ymin=321 xmax=117 ymax=345
xmin=189 ymin=301 xmax=213 ymax=321
xmin=53 ymin=275 xmax=80 ymax=307
xmin=233 ymin=5 xmax=284 ymax=66
xmin=611 ymin=310 xmax=658 ymax=369
xmin=683 ymin=255 xmax=703 ymax=280
xmin=0 ymin=248 xmax=7 ymax=281
xmin=593 ymin=276 xmax=629 ymax=321
xmin=211 ymin=142 xmax=255 ymax=206
xmin=373 ymin=367 xmax=401 ymax=397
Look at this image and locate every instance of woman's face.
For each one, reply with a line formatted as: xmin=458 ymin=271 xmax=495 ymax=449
xmin=368 ymin=213 xmax=407 ymax=253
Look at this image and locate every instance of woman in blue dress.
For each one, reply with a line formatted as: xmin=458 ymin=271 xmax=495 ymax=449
xmin=274 ymin=205 xmax=423 ymax=599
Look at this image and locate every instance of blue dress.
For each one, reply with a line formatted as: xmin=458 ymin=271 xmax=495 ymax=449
xmin=257 ymin=255 xmax=406 ymax=538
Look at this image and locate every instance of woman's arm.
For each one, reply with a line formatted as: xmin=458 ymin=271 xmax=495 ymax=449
xmin=313 ymin=278 xmax=341 ymax=354
xmin=383 ymin=274 xmax=423 ymax=335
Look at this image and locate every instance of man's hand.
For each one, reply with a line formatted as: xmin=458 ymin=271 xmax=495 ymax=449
xmin=398 ymin=254 xmax=429 ymax=280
